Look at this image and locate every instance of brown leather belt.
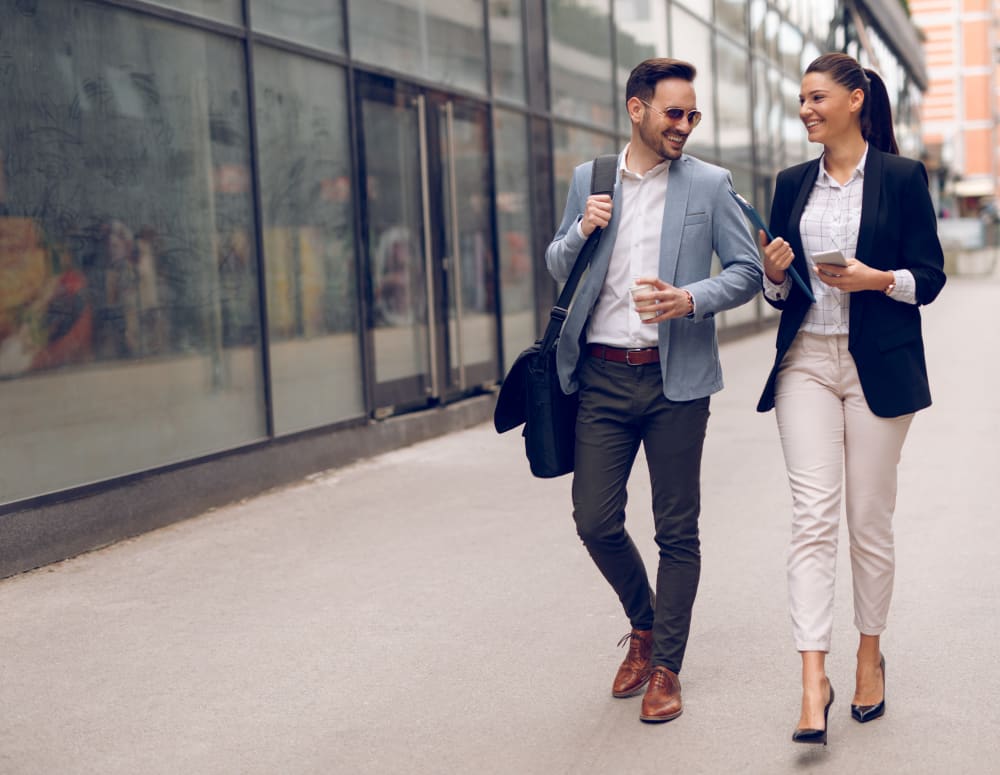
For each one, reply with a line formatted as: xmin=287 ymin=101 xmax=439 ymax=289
xmin=588 ymin=344 xmax=660 ymax=365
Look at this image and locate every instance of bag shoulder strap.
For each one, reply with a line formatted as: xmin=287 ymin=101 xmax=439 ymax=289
xmin=539 ymin=153 xmax=618 ymax=353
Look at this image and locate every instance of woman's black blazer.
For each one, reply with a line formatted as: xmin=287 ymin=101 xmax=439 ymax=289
xmin=757 ymin=146 xmax=947 ymax=418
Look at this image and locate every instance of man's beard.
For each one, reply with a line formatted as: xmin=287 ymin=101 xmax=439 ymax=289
xmin=638 ymin=115 xmax=685 ymax=161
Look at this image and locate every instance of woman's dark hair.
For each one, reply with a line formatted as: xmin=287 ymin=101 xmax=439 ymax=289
xmin=626 ymin=58 xmax=697 ymax=103
xmin=805 ymin=53 xmax=899 ymax=155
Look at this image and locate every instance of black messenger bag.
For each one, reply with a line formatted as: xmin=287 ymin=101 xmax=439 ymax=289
xmin=494 ymin=154 xmax=618 ymax=478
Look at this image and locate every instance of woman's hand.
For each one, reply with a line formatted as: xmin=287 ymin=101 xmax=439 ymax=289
xmin=759 ymin=230 xmax=793 ymax=284
xmin=813 ymin=258 xmax=894 ymax=293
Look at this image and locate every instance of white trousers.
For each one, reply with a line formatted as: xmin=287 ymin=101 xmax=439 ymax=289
xmin=775 ymin=333 xmax=913 ymax=652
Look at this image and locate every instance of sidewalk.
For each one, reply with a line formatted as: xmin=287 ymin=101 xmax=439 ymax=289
xmin=1 ymin=269 xmax=998 ymax=774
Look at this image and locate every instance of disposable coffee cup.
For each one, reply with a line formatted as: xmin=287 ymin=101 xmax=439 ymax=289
xmin=630 ymin=283 xmax=658 ymax=321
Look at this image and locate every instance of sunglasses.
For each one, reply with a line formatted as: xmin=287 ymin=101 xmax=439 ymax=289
xmin=638 ymin=99 xmax=702 ymax=129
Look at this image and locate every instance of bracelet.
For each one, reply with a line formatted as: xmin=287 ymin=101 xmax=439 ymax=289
xmin=683 ymin=289 xmax=695 ymax=317
xmin=882 ymin=277 xmax=896 ymax=295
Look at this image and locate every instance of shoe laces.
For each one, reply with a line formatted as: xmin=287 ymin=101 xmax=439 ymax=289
xmin=648 ymin=667 xmax=672 ymax=689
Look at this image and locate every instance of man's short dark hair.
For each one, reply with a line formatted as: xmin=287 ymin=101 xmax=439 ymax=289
xmin=625 ymin=58 xmax=697 ymax=103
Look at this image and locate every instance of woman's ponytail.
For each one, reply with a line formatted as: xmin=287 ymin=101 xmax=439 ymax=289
xmin=862 ymin=68 xmax=899 ymax=155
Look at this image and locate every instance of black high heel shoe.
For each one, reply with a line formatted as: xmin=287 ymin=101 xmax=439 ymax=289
xmin=792 ymin=681 xmax=835 ymax=745
xmin=851 ymin=654 xmax=886 ymax=723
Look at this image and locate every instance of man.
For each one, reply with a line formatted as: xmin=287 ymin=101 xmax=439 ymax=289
xmin=545 ymin=58 xmax=761 ymax=723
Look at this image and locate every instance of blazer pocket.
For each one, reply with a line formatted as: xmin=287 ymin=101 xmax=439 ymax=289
xmin=684 ymin=212 xmax=709 ymax=225
xmin=877 ymin=325 xmax=921 ymax=352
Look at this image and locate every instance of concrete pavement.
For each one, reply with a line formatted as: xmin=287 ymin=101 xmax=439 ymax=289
xmin=1 ymin=267 xmax=999 ymax=774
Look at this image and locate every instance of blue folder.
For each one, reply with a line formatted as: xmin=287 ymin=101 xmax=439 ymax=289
xmin=729 ymin=189 xmax=815 ymax=303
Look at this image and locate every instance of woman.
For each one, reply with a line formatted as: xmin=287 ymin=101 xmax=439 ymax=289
xmin=757 ymin=53 xmax=946 ymax=745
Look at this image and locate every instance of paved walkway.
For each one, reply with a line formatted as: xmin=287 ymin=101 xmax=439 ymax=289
xmin=1 ymin=266 xmax=999 ymax=774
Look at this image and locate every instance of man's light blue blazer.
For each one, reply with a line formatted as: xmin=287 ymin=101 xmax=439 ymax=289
xmin=545 ymin=151 xmax=762 ymax=402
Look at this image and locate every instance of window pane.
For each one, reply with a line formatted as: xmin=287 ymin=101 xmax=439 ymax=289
xmin=348 ymin=0 xmax=487 ymax=95
xmin=552 ymin=123 xmax=618 ymax=216
xmin=489 ymin=0 xmax=526 ymax=102
xmin=493 ymin=110 xmax=535 ymax=371
xmin=716 ymin=35 xmax=752 ymax=167
xmin=145 ymin=0 xmax=240 ymax=24
xmin=715 ymin=0 xmax=746 ymax=40
xmin=251 ymin=0 xmax=345 ymax=53
xmin=782 ymin=75 xmax=808 ymax=166
xmin=670 ymin=8 xmax=716 ymax=160
xmin=254 ymin=48 xmax=363 ymax=434
xmin=548 ymin=0 xmax=615 ymax=126
xmin=0 ymin=2 xmax=264 ymax=504
xmin=674 ymin=0 xmax=710 ymax=22
xmin=614 ymin=0 xmax=668 ymax=132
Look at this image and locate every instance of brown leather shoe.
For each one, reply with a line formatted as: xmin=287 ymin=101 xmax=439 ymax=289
xmin=612 ymin=629 xmax=653 ymax=698
xmin=640 ymin=666 xmax=683 ymax=722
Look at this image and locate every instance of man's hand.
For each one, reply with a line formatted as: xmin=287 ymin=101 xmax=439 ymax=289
xmin=581 ymin=194 xmax=613 ymax=236
xmin=632 ymin=277 xmax=694 ymax=322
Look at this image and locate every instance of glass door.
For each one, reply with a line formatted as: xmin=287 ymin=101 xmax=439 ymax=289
xmin=356 ymin=74 xmax=499 ymax=416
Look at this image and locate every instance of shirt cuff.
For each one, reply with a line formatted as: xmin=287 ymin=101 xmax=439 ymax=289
xmin=887 ymin=269 xmax=917 ymax=304
xmin=575 ymin=218 xmax=587 ymax=241
xmin=763 ymin=273 xmax=793 ymax=301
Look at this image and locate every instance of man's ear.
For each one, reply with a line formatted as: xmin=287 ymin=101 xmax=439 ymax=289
xmin=626 ymin=96 xmax=644 ymax=125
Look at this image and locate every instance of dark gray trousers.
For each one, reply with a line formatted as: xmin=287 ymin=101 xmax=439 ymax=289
xmin=572 ymin=356 xmax=710 ymax=673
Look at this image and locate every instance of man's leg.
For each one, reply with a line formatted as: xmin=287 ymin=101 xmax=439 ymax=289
xmin=641 ymin=392 xmax=711 ymax=674
xmin=572 ymin=358 xmax=653 ymax=630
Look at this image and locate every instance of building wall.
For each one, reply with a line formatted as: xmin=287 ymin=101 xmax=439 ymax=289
xmin=0 ymin=0 xmax=931 ymax=575
xmin=912 ymin=0 xmax=999 ymax=208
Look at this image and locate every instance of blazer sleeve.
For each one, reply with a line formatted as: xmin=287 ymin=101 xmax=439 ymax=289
xmin=898 ymin=161 xmax=946 ymax=306
xmin=762 ymin=170 xmax=796 ymax=311
xmin=545 ymin=164 xmax=591 ymax=283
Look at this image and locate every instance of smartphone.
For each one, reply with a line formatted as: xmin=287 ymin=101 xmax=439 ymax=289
xmin=811 ymin=249 xmax=849 ymax=267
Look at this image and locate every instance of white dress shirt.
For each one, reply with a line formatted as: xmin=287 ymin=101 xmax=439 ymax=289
xmin=580 ymin=145 xmax=670 ymax=348
xmin=764 ymin=145 xmax=916 ymax=333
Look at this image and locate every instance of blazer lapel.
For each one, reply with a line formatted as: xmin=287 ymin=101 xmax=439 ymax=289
xmin=658 ymin=156 xmax=692 ymax=284
xmin=788 ymin=158 xmax=820 ymax=294
xmin=849 ymin=147 xmax=884 ymax=343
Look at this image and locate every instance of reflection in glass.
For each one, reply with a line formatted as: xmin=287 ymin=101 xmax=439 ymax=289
xmin=752 ymin=59 xmax=771 ymax=171
xmin=548 ymin=0 xmax=615 ymax=126
xmin=489 ymin=0 xmax=526 ymax=102
xmin=493 ymin=110 xmax=535 ymax=371
xmin=670 ymin=8 xmax=716 ymax=160
xmin=348 ymin=0 xmax=487 ymax=95
xmin=145 ymin=0 xmax=240 ymax=23
xmin=552 ymin=123 xmax=618 ymax=217
xmin=439 ymin=104 xmax=497 ymax=390
xmin=715 ymin=0 xmax=747 ymax=39
xmin=715 ymin=36 xmax=752 ymax=168
xmin=254 ymin=48 xmax=363 ymax=434
xmin=782 ymin=76 xmax=809 ymax=166
xmin=360 ymin=95 xmax=430 ymax=388
xmin=674 ymin=0 xmax=711 ymax=22
xmin=251 ymin=0 xmax=344 ymax=53
xmin=614 ymin=0 xmax=666 ymax=133
xmin=0 ymin=1 xmax=264 ymax=504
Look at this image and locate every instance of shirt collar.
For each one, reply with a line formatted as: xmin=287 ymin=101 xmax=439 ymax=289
xmin=817 ymin=143 xmax=869 ymax=187
xmin=621 ymin=143 xmax=671 ymax=181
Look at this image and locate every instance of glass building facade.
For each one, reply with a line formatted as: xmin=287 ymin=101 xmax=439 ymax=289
xmin=0 ymin=0 xmax=927 ymax=567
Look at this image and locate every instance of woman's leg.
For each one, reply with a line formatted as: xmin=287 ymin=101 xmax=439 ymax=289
xmin=855 ymin=633 xmax=884 ymax=706
xmin=841 ymin=342 xmax=911 ymax=705
xmin=775 ymin=334 xmax=845 ymax=728
xmin=800 ymin=651 xmax=832 ymax=730
xmin=776 ymin=334 xmax=846 ymax=654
